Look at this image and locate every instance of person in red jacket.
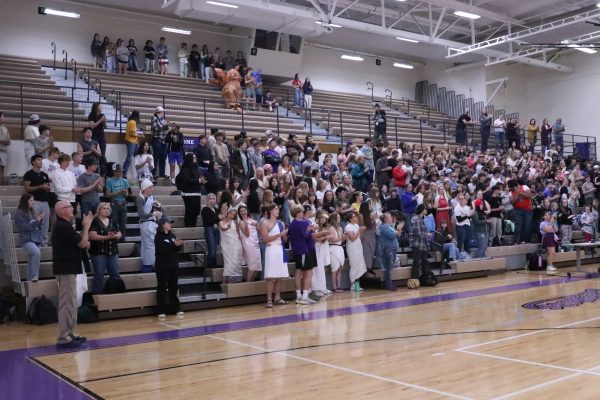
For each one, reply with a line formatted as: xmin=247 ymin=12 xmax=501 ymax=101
xmin=392 ymin=159 xmax=409 ymax=197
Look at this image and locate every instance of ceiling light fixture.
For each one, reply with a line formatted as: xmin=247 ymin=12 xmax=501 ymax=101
xmin=37 ymin=7 xmax=80 ymax=18
xmin=574 ymin=46 xmax=597 ymax=54
xmin=393 ymin=62 xmax=414 ymax=69
xmin=206 ymin=1 xmax=238 ymax=8
xmin=341 ymin=55 xmax=364 ymax=61
xmin=315 ymin=21 xmax=342 ymax=28
xmin=161 ymin=27 xmax=192 ymax=35
xmin=454 ymin=10 xmax=481 ymax=20
xmin=396 ymin=37 xmax=419 ymax=43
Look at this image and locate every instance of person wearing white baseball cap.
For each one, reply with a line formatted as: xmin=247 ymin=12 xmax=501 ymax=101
xmin=136 ymin=179 xmax=162 ymax=272
xmin=24 ymin=114 xmax=41 ymax=168
xmin=151 ymin=107 xmax=170 ymax=179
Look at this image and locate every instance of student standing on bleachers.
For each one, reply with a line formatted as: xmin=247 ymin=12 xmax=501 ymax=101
xmin=201 ymin=193 xmax=220 ymax=270
xmin=155 ymin=216 xmax=184 ymax=319
xmin=89 ymin=202 xmax=122 ymax=294
xmin=219 ymin=207 xmax=244 ymax=283
xmin=238 ymin=205 xmax=261 ymax=282
xmin=135 ymin=141 xmax=154 ymax=184
xmin=150 ymin=106 xmax=171 ymax=179
xmin=292 ymin=73 xmax=302 ymax=107
xmin=189 ymin=44 xmax=201 ymax=79
xmin=137 ymin=179 xmax=161 ymax=272
xmin=14 ymin=194 xmax=43 ymax=282
xmin=90 ymin=33 xmax=102 ymax=68
xmin=211 ymin=132 xmax=231 ymax=179
xmin=115 ymin=39 xmax=130 ymax=75
xmin=124 ymin=111 xmax=141 ymax=179
xmin=23 ymin=114 xmax=40 ymax=168
xmin=53 ymin=154 xmax=79 ymax=210
xmin=166 ymin=124 xmax=185 ymax=184
xmin=302 ymin=78 xmax=313 ymax=109
xmin=178 ymin=153 xmax=205 ymax=227
xmin=87 ymin=103 xmax=107 ymax=172
xmin=105 ymin=164 xmax=130 ymax=239
xmin=76 ymin=158 xmax=103 ymax=215
xmin=127 ymin=39 xmax=139 ymax=72
xmin=156 ymin=37 xmax=169 ymax=76
xmin=77 ymin=127 xmax=101 ymax=167
xmin=178 ymin=42 xmax=189 ymax=78
xmin=34 ymin=125 xmax=53 ymax=159
xmin=143 ymin=40 xmax=156 ymax=74
xmin=23 ymin=155 xmax=51 ymax=246
xmin=53 ymin=200 xmax=92 ymax=348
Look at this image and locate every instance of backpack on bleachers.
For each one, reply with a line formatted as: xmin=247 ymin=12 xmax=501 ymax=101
xmin=0 ymin=295 xmax=16 ymax=323
xmin=27 ymin=295 xmax=57 ymax=325
xmin=102 ymin=277 xmax=126 ymax=294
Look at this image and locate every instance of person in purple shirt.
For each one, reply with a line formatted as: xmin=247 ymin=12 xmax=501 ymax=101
xmin=288 ymin=205 xmax=318 ymax=305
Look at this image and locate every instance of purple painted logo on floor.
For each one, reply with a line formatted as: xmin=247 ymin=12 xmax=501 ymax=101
xmin=522 ymin=289 xmax=600 ymax=310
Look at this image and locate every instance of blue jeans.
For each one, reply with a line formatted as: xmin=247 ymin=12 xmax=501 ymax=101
xmin=495 ymin=131 xmax=505 ymax=152
xmin=456 ymin=224 xmax=472 ymax=252
xmin=22 ymin=242 xmax=41 ymax=281
xmin=382 ymin=247 xmax=397 ymax=289
xmin=443 ymin=242 xmax=459 ymax=260
xmin=123 ymin=142 xmax=138 ymax=176
xmin=204 ymin=226 xmax=220 ymax=268
xmin=81 ymin=201 xmax=99 ymax=216
xmin=512 ymin=209 xmax=533 ymax=243
xmin=111 ymin=202 xmax=128 ymax=239
xmin=151 ymin=139 xmax=167 ymax=177
xmin=91 ymin=254 xmax=120 ymax=294
xmin=555 ymin=134 xmax=563 ymax=155
xmin=375 ymin=236 xmax=383 ymax=270
xmin=474 ymin=232 xmax=489 ymax=258
xmin=294 ymin=88 xmax=302 ymax=106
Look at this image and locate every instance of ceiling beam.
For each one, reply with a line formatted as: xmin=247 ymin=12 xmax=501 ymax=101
xmin=431 ymin=7 xmax=446 ymax=39
xmin=485 ymin=30 xmax=600 ymax=67
xmin=308 ymin=0 xmax=326 ymax=17
xmin=334 ymin=0 xmax=360 ymax=18
xmin=448 ymin=7 xmax=600 ymax=58
xmin=387 ymin=1 xmax=423 ymax=30
xmin=328 ymin=0 xmax=338 ymax=19
xmin=420 ymin=0 xmax=527 ymax=27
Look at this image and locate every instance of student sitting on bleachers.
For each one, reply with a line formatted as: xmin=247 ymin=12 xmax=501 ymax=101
xmin=14 ymin=194 xmax=43 ymax=282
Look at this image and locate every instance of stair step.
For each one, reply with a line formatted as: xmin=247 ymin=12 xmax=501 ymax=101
xmin=180 ymin=293 xmax=226 ymax=302
xmin=179 ymin=277 xmax=210 ymax=285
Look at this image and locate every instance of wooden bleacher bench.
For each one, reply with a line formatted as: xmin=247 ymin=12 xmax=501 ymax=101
xmin=15 ymin=242 xmax=136 ymax=262
xmin=25 ymin=273 xmax=157 ymax=298
xmin=221 ymin=278 xmax=296 ymax=298
xmin=449 ymin=257 xmax=506 ymax=273
xmin=93 ymin=290 xmax=156 ymax=312
xmin=485 ymin=243 xmax=539 ymax=258
xmin=17 ymin=256 xmax=146 ymax=279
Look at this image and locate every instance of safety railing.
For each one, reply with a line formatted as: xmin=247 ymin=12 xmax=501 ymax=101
xmin=0 ymin=76 xmax=596 ymax=158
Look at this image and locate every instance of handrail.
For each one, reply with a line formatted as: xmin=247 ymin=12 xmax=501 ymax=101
xmin=50 ymin=42 xmax=57 ymax=70
xmin=61 ymin=50 xmax=68 ymax=80
xmin=367 ymin=82 xmax=374 ymax=102
xmin=384 ymin=89 xmax=392 ymax=109
xmin=93 ymin=78 xmax=102 ymax=99
xmin=70 ymin=58 xmax=77 ymax=87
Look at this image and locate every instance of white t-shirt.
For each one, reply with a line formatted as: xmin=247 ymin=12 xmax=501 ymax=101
xmin=454 ymin=204 xmax=472 ymax=226
xmin=135 ymin=154 xmax=154 ymax=180
xmin=68 ymin=163 xmax=85 ymax=178
xmin=42 ymin=159 xmax=59 ymax=176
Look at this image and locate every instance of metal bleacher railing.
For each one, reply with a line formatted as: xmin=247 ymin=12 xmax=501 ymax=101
xmin=0 ymin=202 xmax=24 ymax=296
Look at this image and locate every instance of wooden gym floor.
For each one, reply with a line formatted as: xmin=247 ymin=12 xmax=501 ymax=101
xmin=3 ymin=267 xmax=600 ymax=400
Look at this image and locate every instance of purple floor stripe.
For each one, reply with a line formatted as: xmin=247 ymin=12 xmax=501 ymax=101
xmin=0 ymin=274 xmax=591 ymax=399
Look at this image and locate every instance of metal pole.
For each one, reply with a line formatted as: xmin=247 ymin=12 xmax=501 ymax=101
xmin=326 ymin=110 xmax=330 ymax=140
xmin=367 ymin=82 xmax=374 ymax=102
xmin=20 ymin=84 xmax=24 ymax=134
xmin=368 ymin=115 xmax=372 ymax=139
xmin=51 ymin=42 xmax=56 ymax=70
xmin=119 ymin=92 xmax=123 ymax=133
xmin=203 ymin=100 xmax=207 ymax=135
xmin=407 ymin=99 xmax=410 ymax=116
xmin=443 ymin=121 xmax=446 ymax=143
xmin=339 ymin=111 xmax=343 ymax=145
xmin=276 ymin=106 xmax=280 ymax=136
xmin=241 ymin=107 xmax=245 ymax=131
xmin=309 ymin=109 xmax=312 ymax=136
xmin=71 ymin=58 xmax=77 ymax=87
xmin=395 ymin=117 xmax=398 ymax=148
xmin=62 ymin=50 xmax=68 ymax=80
xmin=419 ymin=119 xmax=423 ymax=150
xmin=71 ymin=87 xmax=75 ymax=135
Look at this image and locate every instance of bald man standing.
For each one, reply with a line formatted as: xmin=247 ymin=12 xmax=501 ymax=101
xmin=52 ymin=200 xmax=92 ymax=348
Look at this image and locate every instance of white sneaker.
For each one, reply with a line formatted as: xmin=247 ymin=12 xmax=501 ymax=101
xmin=546 ymin=265 xmax=557 ymax=272
xmin=297 ymin=298 xmax=310 ymax=305
xmin=295 ymin=297 xmax=303 ymax=304
xmin=157 ymin=314 xmax=166 ymax=319
xmin=176 ymin=311 xmax=184 ymax=317
xmin=304 ymin=296 xmax=318 ymax=304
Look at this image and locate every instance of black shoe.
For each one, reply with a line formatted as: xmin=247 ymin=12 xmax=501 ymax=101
xmin=69 ymin=334 xmax=87 ymax=344
xmin=56 ymin=339 xmax=82 ymax=349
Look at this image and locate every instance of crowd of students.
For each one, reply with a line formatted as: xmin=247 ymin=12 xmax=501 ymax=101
xmin=90 ymin=33 xmax=247 ymax=80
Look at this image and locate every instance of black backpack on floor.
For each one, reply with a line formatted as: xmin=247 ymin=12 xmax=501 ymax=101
xmin=77 ymin=292 xmax=99 ymax=323
xmin=27 ymin=295 xmax=58 ymax=325
xmin=528 ymin=253 xmax=546 ymax=270
xmin=0 ymin=295 xmax=16 ymax=323
xmin=102 ymin=277 xmax=126 ymax=294
xmin=419 ymin=271 xmax=438 ymax=287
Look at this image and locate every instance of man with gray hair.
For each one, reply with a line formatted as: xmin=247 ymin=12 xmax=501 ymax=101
xmin=52 ymin=201 xmax=92 ymax=348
